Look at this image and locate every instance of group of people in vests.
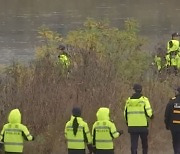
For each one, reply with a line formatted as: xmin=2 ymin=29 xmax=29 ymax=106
xmin=65 ymin=84 xmax=180 ymax=154
xmin=154 ymin=32 xmax=180 ymax=75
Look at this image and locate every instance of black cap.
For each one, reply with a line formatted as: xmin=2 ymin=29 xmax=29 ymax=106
xmin=57 ymin=44 xmax=65 ymax=50
xmin=72 ymin=107 xmax=81 ymax=117
xmin=172 ymin=32 xmax=179 ymax=37
xmin=133 ymin=84 xmax=142 ymax=92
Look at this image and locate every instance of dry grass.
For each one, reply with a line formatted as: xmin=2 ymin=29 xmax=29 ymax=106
xmin=0 ymin=49 xmax=178 ymax=154
xmin=0 ymin=19 xmax=179 ymax=153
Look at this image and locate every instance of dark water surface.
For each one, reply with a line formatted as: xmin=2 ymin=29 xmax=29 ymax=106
xmin=1 ymin=0 xmax=180 ymax=64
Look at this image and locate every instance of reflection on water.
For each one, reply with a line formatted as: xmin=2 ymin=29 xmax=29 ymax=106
xmin=0 ymin=0 xmax=180 ymax=64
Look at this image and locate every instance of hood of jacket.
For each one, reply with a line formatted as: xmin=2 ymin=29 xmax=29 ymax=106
xmin=8 ymin=109 xmax=21 ymax=124
xmin=96 ymin=107 xmax=110 ymax=121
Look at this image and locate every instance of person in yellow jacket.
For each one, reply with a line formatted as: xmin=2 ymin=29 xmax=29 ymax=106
xmin=167 ymin=33 xmax=180 ymax=54
xmin=65 ymin=107 xmax=94 ymax=154
xmin=58 ymin=52 xmax=71 ymax=69
xmin=92 ymin=107 xmax=123 ymax=154
xmin=57 ymin=51 xmax=71 ymax=76
xmin=124 ymin=84 xmax=153 ymax=154
xmin=57 ymin=44 xmax=71 ymax=71
xmin=0 ymin=109 xmax=34 ymax=154
xmin=166 ymin=32 xmax=180 ymax=74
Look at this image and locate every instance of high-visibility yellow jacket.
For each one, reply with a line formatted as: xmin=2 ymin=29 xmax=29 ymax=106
xmin=0 ymin=109 xmax=33 ymax=153
xmin=124 ymin=96 xmax=153 ymax=127
xmin=92 ymin=108 xmax=120 ymax=150
xmin=65 ymin=116 xmax=92 ymax=149
xmin=166 ymin=40 xmax=180 ymax=66
xmin=166 ymin=52 xmax=180 ymax=67
xmin=167 ymin=40 xmax=180 ymax=53
xmin=58 ymin=54 xmax=70 ymax=68
xmin=176 ymin=53 xmax=180 ymax=69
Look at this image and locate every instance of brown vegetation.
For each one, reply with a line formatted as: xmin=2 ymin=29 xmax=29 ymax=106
xmin=0 ymin=19 xmax=179 ymax=154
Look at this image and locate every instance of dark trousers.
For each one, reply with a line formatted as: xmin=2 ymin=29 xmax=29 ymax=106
xmin=130 ymin=132 xmax=148 ymax=154
xmin=171 ymin=131 xmax=180 ymax=154
xmin=95 ymin=149 xmax=114 ymax=154
xmin=68 ymin=149 xmax=85 ymax=154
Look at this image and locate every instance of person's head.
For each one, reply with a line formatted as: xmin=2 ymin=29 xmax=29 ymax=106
xmin=133 ymin=83 xmax=142 ymax=93
xmin=57 ymin=44 xmax=65 ymax=51
xmin=72 ymin=107 xmax=81 ymax=117
xmin=96 ymin=107 xmax=110 ymax=121
xmin=8 ymin=109 xmax=21 ymax=124
xmin=172 ymin=32 xmax=179 ymax=40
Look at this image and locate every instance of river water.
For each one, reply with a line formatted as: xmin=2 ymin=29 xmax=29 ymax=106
xmin=1 ymin=0 xmax=180 ymax=64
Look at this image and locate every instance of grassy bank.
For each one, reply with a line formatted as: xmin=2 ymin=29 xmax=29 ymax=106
xmin=0 ymin=19 xmax=179 ymax=154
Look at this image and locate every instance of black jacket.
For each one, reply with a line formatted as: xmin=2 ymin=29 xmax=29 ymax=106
xmin=165 ymin=94 xmax=180 ymax=132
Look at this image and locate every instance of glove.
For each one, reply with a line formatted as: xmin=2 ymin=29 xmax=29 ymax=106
xmin=118 ymin=130 xmax=123 ymax=135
